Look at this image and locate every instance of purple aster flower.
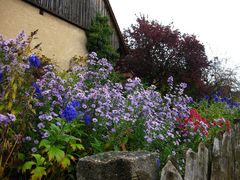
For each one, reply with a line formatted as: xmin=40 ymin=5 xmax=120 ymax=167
xmin=180 ymin=83 xmax=187 ymax=89
xmin=37 ymin=122 xmax=45 ymax=129
xmin=88 ymin=52 xmax=97 ymax=59
xmin=82 ymin=104 xmax=87 ymax=109
xmin=25 ymin=136 xmax=31 ymax=141
xmin=0 ymin=114 xmax=8 ymax=122
xmin=92 ymin=118 xmax=98 ymax=123
xmin=167 ymin=76 xmax=173 ymax=84
xmin=34 ymin=140 xmax=39 ymax=145
xmin=0 ymin=114 xmax=15 ymax=126
xmin=7 ymin=113 xmax=16 ymax=121
xmin=31 ymin=147 xmax=38 ymax=153
xmin=146 ymin=136 xmax=153 ymax=143
xmin=83 ymin=114 xmax=91 ymax=126
xmin=62 ymin=104 xmax=78 ymax=122
xmin=42 ymin=132 xmax=49 ymax=138
xmin=46 ymin=115 xmax=53 ymax=121
xmin=5 ymin=65 xmax=11 ymax=72
xmin=56 ymin=122 xmax=62 ymax=126
xmin=29 ymin=54 xmax=41 ymax=68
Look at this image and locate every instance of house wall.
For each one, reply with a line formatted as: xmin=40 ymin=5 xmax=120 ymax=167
xmin=24 ymin=0 xmax=121 ymax=51
xmin=0 ymin=0 xmax=88 ymax=70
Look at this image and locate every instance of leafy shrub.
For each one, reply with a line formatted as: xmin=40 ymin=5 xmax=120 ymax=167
xmin=193 ymin=92 xmax=239 ymax=141
xmin=119 ymin=15 xmax=210 ymax=98
xmin=87 ymin=13 xmax=119 ymax=65
xmin=0 ymin=31 xmax=42 ymax=177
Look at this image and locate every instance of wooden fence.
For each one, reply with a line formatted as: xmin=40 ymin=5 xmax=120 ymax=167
xmin=160 ymin=123 xmax=240 ymax=180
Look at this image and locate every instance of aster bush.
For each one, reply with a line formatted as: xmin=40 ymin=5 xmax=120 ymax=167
xmin=0 ymin=31 xmax=43 ymax=177
xmin=1 ymin=32 xmax=239 ymax=179
xmin=0 ymin=32 xmax=86 ymax=179
xmin=62 ymin=53 xmax=199 ymax=168
xmin=30 ymin=50 xmax=197 ymax=168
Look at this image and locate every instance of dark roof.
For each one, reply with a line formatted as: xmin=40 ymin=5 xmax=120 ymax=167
xmin=24 ymin=0 xmax=127 ymax=55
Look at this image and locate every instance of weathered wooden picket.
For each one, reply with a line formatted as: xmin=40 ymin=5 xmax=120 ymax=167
xmin=76 ymin=123 xmax=240 ymax=180
xmin=160 ymin=123 xmax=240 ymax=180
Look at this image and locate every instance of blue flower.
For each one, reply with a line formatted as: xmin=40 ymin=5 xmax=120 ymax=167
xmin=204 ymin=95 xmax=209 ymax=100
xmin=214 ymin=97 xmax=219 ymax=102
xmin=234 ymin=102 xmax=239 ymax=108
xmin=29 ymin=55 xmax=41 ymax=68
xmin=0 ymin=72 xmax=3 ymax=82
xmin=62 ymin=104 xmax=78 ymax=122
xmin=72 ymin=100 xmax=81 ymax=109
xmin=216 ymin=91 xmax=221 ymax=97
xmin=221 ymin=97 xmax=227 ymax=102
xmin=156 ymin=158 xmax=161 ymax=168
xmin=227 ymin=98 xmax=232 ymax=105
xmin=83 ymin=114 xmax=91 ymax=126
xmin=32 ymin=82 xmax=42 ymax=98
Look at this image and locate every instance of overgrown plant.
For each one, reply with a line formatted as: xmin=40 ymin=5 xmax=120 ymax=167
xmin=0 ymin=31 xmax=43 ymax=177
xmin=1 ymin=32 xmax=239 ymax=179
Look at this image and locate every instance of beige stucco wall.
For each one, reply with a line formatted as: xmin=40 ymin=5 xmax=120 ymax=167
xmin=0 ymin=0 xmax=88 ymax=70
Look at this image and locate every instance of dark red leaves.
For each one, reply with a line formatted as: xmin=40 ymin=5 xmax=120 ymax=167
xmin=118 ymin=16 xmax=210 ymax=98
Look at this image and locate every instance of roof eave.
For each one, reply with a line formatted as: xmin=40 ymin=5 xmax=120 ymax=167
xmin=103 ymin=0 xmax=127 ymax=56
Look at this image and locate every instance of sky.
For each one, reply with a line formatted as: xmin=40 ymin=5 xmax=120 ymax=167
xmin=109 ymin=0 xmax=240 ymax=73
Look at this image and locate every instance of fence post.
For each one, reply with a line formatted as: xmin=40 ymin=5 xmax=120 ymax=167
xmin=184 ymin=148 xmax=198 ymax=180
xmin=160 ymin=160 xmax=183 ymax=180
xmin=197 ymin=142 xmax=208 ymax=180
xmin=210 ymin=138 xmax=224 ymax=180
xmin=184 ymin=143 xmax=208 ymax=180
xmin=233 ymin=123 xmax=240 ymax=180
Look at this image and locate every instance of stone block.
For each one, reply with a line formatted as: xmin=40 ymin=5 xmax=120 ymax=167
xmin=76 ymin=151 xmax=159 ymax=180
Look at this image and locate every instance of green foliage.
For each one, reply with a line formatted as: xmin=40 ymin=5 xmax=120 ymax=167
xmin=86 ymin=13 xmax=119 ymax=65
xmin=194 ymin=98 xmax=238 ymax=141
xmin=2 ymin=31 xmax=240 ymax=179
xmin=0 ymin=31 xmax=41 ymax=177
xmin=22 ymin=121 xmax=85 ymax=179
xmin=22 ymin=154 xmax=47 ymax=180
